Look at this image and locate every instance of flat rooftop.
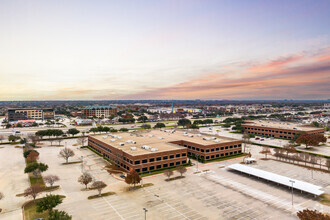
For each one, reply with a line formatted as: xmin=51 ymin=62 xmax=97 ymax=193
xmin=228 ymin=164 xmax=324 ymax=196
xmin=242 ymin=120 xmax=322 ymax=131
xmin=91 ymin=130 xmax=239 ymax=156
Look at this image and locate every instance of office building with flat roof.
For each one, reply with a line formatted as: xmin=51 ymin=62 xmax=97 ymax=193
xmin=8 ymin=108 xmax=54 ymax=122
xmin=88 ymin=130 xmax=242 ymax=173
xmin=242 ymin=120 xmax=325 ymax=139
xmin=81 ymin=105 xmax=117 ymax=118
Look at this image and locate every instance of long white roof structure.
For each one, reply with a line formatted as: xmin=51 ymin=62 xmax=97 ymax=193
xmin=227 ymin=164 xmax=324 ymax=196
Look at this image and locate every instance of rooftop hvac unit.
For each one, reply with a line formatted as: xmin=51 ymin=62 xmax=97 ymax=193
xmin=211 ymin=137 xmax=216 ymax=140
xmin=141 ymin=145 xmax=150 ymax=150
xmin=132 ymin=141 xmax=136 ymax=144
xmin=126 ymin=140 xmax=133 ymax=143
xmin=197 ymin=134 xmax=202 ymax=137
xmin=149 ymin=134 xmax=154 ymax=137
xmin=103 ymin=136 xmax=107 ymax=139
xmin=110 ymin=139 xmax=116 ymax=142
xmin=113 ymin=135 xmax=117 ymax=138
xmin=117 ymin=136 xmax=122 ymax=139
xmin=183 ymin=134 xmax=188 ymax=136
xmin=130 ymin=147 xmax=137 ymax=151
xmin=188 ymin=134 xmax=194 ymax=137
xmin=203 ymin=137 xmax=211 ymax=141
xmin=119 ymin=143 xmax=124 ymax=146
xmin=151 ymin=148 xmax=158 ymax=152
xmin=214 ymin=140 xmax=220 ymax=143
xmin=157 ymin=137 xmax=163 ymax=139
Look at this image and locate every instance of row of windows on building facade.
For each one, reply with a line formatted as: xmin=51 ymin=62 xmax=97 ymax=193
xmin=183 ymin=144 xmax=241 ymax=153
xmin=89 ymin=140 xmax=187 ymax=165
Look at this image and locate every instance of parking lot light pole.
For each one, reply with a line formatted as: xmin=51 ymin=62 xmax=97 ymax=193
xmin=289 ymin=180 xmax=295 ymax=206
xmin=143 ymin=208 xmax=148 ymax=220
xmin=81 ymin=156 xmax=84 ymax=172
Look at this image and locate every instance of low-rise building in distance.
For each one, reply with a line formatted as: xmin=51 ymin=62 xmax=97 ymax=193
xmin=242 ymin=120 xmax=325 ymax=139
xmin=81 ymin=105 xmax=117 ymax=118
xmin=8 ymin=108 xmax=54 ymax=122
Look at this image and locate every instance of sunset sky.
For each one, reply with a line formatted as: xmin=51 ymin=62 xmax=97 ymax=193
xmin=0 ymin=0 xmax=329 ymax=100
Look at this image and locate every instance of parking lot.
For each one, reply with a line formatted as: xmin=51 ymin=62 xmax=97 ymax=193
xmin=0 ymin=145 xmax=29 ymax=220
xmin=1 ymin=137 xmax=329 ymax=220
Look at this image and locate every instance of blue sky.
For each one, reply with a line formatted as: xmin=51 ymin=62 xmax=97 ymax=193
xmin=0 ymin=0 xmax=329 ymax=100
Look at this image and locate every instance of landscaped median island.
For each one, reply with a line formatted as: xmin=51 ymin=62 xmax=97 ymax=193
xmin=87 ymin=192 xmax=115 ymax=200
xmin=23 ymin=195 xmax=71 ymax=220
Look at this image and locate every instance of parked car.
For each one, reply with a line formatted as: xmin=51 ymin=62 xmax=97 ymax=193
xmin=120 ymin=174 xmax=126 ymax=179
xmin=255 ymin=137 xmax=260 ymax=140
xmin=260 ymin=139 xmax=264 ymax=141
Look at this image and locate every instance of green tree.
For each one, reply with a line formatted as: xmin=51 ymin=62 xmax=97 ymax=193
xmin=8 ymin=135 xmax=20 ymax=142
xmin=154 ymin=123 xmax=165 ymax=128
xmin=138 ymin=116 xmax=148 ymax=123
xmin=24 ymin=162 xmax=48 ymax=177
xmin=177 ymin=119 xmax=191 ymax=128
xmin=140 ymin=124 xmax=151 ymax=129
xmin=36 ymin=194 xmax=63 ymax=213
xmin=67 ymin=128 xmax=80 ymax=136
xmin=190 ymin=124 xmax=199 ymax=129
xmin=119 ymin=128 xmax=128 ymax=132
xmin=49 ymin=210 xmax=72 ymax=220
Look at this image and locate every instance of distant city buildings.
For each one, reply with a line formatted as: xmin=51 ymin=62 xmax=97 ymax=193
xmin=8 ymin=108 xmax=54 ymax=122
xmin=81 ymin=105 xmax=117 ymax=118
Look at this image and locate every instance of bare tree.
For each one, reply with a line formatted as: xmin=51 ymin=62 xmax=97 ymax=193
xmin=0 ymin=135 xmax=4 ymax=143
xmin=91 ymin=181 xmax=107 ymax=196
xmin=301 ymin=153 xmax=310 ymax=166
xmin=78 ymin=173 xmax=93 ymax=189
xmin=164 ymin=169 xmax=174 ymax=180
xmin=259 ymin=147 xmax=271 ymax=159
xmin=28 ymin=134 xmax=40 ymax=145
xmin=57 ymin=138 xmax=63 ymax=146
xmin=273 ymin=148 xmax=280 ymax=160
xmin=177 ymin=166 xmax=187 ymax=177
xmin=24 ymin=185 xmax=42 ymax=202
xmin=310 ymin=155 xmax=317 ymax=167
xmin=49 ymin=139 xmax=55 ymax=146
xmin=242 ymin=132 xmax=250 ymax=153
xmin=59 ymin=147 xmax=75 ymax=163
xmin=316 ymin=156 xmax=323 ymax=169
xmin=77 ymin=137 xmax=87 ymax=147
xmin=44 ymin=175 xmax=60 ymax=187
xmin=326 ymin=159 xmax=330 ymax=171
xmin=0 ymin=192 xmax=3 ymax=200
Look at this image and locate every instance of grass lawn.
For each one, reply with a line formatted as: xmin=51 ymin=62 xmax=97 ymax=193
xmin=29 ymin=175 xmax=45 ymax=187
xmin=165 ymin=176 xmax=185 ymax=181
xmin=88 ymin=192 xmax=115 ymax=200
xmin=62 ymin=161 xmax=82 ymax=165
xmin=23 ymin=195 xmax=66 ymax=220
xmin=319 ymin=194 xmax=330 ymax=206
xmin=128 ymin=183 xmax=154 ymax=190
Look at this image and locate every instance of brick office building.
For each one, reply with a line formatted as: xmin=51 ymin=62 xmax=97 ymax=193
xmin=242 ymin=120 xmax=325 ymax=140
xmin=88 ymin=130 xmax=242 ymax=173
